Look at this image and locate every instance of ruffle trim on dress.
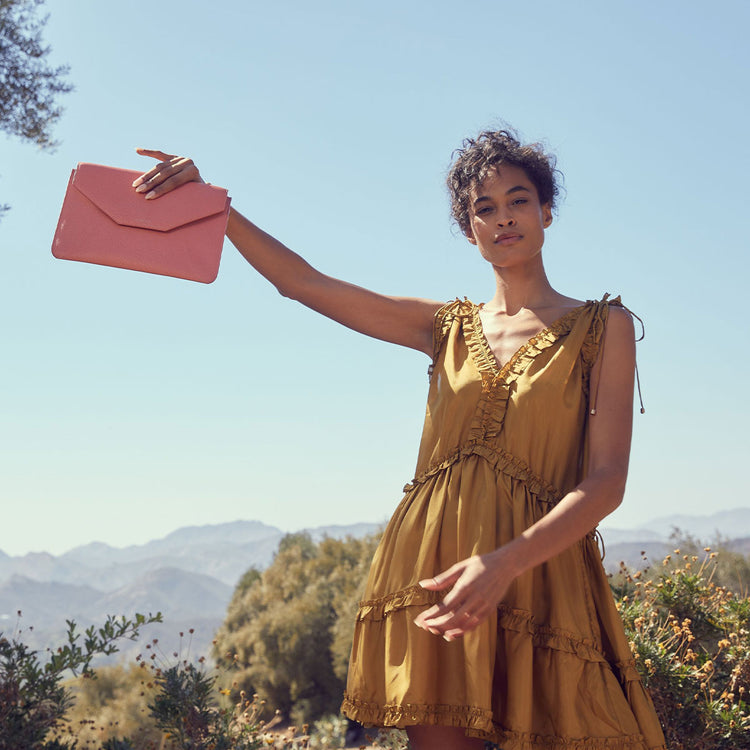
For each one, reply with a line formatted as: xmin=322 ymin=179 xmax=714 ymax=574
xmin=580 ymin=296 xmax=612 ymax=382
xmin=614 ymin=658 xmax=645 ymax=685
xmin=465 ymin=302 xmax=592 ymax=386
xmin=497 ymin=605 xmax=607 ymax=664
xmin=490 ymin=728 xmax=661 ymax=750
xmin=341 ymin=694 xmax=663 ymax=749
xmin=402 ymin=441 xmax=564 ymax=507
xmin=472 ymin=371 xmax=509 ymax=440
xmin=429 ymin=298 xmax=475 ymax=378
xmin=356 ymin=593 xmax=622 ymax=675
xmin=458 ymin=301 xmax=593 ymax=438
xmin=356 ymin=584 xmax=440 ymax=621
xmin=341 ymin=694 xmax=495 ymax=738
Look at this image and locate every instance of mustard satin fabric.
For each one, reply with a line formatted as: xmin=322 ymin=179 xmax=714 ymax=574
xmin=342 ymin=297 xmax=666 ymax=750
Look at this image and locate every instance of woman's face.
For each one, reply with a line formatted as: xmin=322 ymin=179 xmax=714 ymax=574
xmin=466 ymin=164 xmax=552 ymax=270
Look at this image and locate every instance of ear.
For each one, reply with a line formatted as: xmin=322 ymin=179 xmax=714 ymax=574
xmin=542 ymin=204 xmax=553 ymax=228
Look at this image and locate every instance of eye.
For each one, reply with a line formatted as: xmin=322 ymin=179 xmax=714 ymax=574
xmin=475 ymin=205 xmax=493 ymax=215
xmin=511 ymin=198 xmax=528 ymax=206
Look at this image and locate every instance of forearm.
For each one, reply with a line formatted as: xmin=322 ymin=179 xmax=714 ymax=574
xmin=225 ymin=207 xmax=440 ymax=352
xmin=497 ymin=469 xmax=626 ymax=578
xmin=225 ymin=207 xmax=323 ymax=300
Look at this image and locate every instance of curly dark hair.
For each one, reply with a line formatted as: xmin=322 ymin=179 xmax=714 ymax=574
xmin=447 ymin=129 xmax=562 ymax=237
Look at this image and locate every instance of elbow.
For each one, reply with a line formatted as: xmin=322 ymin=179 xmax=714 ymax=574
xmin=608 ymin=489 xmax=625 ymax=514
xmin=588 ymin=465 xmax=628 ymax=516
xmin=274 ymin=279 xmax=305 ymax=301
xmin=276 ymin=283 xmax=295 ymax=300
xmin=274 ymin=266 xmax=324 ymax=303
xmin=606 ymin=473 xmax=627 ymax=515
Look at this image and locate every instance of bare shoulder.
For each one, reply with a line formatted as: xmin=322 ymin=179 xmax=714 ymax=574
xmin=605 ymin=304 xmax=636 ymax=345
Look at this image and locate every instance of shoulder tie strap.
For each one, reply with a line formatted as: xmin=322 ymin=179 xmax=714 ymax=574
xmin=589 ymin=296 xmax=645 ymax=416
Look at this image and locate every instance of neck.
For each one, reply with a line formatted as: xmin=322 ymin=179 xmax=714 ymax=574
xmin=486 ymin=259 xmax=558 ymax=315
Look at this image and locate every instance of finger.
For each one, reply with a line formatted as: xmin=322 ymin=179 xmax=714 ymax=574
xmin=136 ymin=147 xmax=177 ymax=162
xmin=419 ymin=565 xmax=463 ymax=591
xmin=442 ymin=621 xmax=474 ymax=641
xmin=420 ymin=600 xmax=488 ymax=632
xmin=141 ymin=170 xmax=200 ymax=200
xmin=135 ymin=159 xmax=189 ymax=193
xmin=438 ymin=612 xmax=484 ymax=640
xmin=414 ymin=604 xmax=460 ymax=637
xmin=414 ymin=604 xmax=445 ymax=628
xmin=132 ymin=149 xmax=181 ymax=188
xmin=134 ymin=160 xmax=202 ymax=198
xmin=132 ymin=149 xmax=177 ymax=186
xmin=425 ymin=609 xmax=483 ymax=641
xmin=133 ymin=157 xmax=192 ymax=191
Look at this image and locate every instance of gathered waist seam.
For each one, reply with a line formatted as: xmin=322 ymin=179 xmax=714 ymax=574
xmin=403 ymin=442 xmax=564 ymax=506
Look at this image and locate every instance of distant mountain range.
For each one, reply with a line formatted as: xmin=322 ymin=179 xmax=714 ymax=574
xmin=0 ymin=521 xmax=380 ymax=664
xmin=2 ymin=510 xmax=748 ymax=665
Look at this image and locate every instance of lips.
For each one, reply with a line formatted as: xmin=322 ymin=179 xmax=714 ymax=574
xmin=494 ymin=233 xmax=523 ymax=245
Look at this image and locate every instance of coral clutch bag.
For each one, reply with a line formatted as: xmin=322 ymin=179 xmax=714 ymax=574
xmin=52 ymin=163 xmax=231 ymax=283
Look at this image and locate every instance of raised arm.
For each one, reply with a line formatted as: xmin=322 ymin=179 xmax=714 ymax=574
xmin=133 ymin=150 xmax=442 ymax=355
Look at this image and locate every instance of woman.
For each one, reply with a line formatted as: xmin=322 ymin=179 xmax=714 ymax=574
xmin=133 ymin=130 xmax=665 ymax=750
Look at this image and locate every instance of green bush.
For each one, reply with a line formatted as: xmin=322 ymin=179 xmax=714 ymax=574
xmin=212 ymin=532 xmax=380 ymax=725
xmin=62 ymin=663 xmax=161 ymax=748
xmin=0 ymin=612 xmax=161 ymax=750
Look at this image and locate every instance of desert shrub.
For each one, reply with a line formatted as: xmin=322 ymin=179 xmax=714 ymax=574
xmin=614 ymin=545 xmax=750 ymax=749
xmin=61 ymin=663 xmax=161 ymax=748
xmin=61 ymin=646 xmax=328 ymax=749
xmin=0 ymin=612 xmax=161 ymax=750
xmin=663 ymin=529 xmax=750 ymax=596
xmin=213 ymin=532 xmax=380 ymax=725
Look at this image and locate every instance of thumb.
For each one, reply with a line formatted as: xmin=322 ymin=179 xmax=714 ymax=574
xmin=419 ymin=565 xmax=462 ymax=591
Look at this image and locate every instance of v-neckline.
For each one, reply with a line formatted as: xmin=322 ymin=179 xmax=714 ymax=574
xmin=472 ymin=302 xmax=590 ymax=379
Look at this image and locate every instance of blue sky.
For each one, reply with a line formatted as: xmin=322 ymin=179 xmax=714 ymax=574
xmin=1 ymin=0 xmax=747 ymax=556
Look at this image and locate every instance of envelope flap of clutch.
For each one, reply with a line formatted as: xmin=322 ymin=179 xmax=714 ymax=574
xmin=73 ymin=162 xmax=230 ymax=232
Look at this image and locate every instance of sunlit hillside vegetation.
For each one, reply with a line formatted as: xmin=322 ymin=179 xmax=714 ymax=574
xmin=1 ymin=532 xmax=748 ymax=749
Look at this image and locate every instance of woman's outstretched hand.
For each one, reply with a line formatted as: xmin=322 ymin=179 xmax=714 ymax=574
xmin=132 ymin=149 xmax=204 ymax=199
xmin=414 ymin=548 xmax=520 ymax=641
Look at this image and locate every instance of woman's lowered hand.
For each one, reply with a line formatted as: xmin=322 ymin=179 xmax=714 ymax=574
xmin=414 ymin=546 xmax=521 ymax=641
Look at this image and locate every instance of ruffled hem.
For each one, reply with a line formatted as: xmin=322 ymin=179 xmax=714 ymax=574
xmin=403 ymin=441 xmax=563 ymax=506
xmin=341 ymin=695 xmax=663 ymax=749
xmin=341 ymin=694 xmax=495 ymax=737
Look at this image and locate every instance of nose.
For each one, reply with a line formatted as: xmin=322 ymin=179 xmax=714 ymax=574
xmin=496 ymin=213 xmax=515 ymax=227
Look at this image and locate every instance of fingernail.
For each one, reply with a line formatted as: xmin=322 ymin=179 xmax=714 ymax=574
xmin=145 ymin=191 xmax=156 ymax=200
xmin=132 ymin=178 xmax=143 ymax=188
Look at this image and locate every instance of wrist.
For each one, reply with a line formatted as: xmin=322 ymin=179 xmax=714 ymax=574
xmin=486 ymin=543 xmax=526 ymax=581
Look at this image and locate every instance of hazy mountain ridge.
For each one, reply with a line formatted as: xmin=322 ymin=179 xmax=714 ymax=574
xmin=597 ymin=508 xmax=750 ymax=570
xmin=600 ymin=508 xmax=750 ymax=545
xmin=0 ymin=521 xmax=382 ymax=662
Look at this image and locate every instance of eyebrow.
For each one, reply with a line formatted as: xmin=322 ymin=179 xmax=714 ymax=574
xmin=473 ymin=185 xmax=531 ymax=206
